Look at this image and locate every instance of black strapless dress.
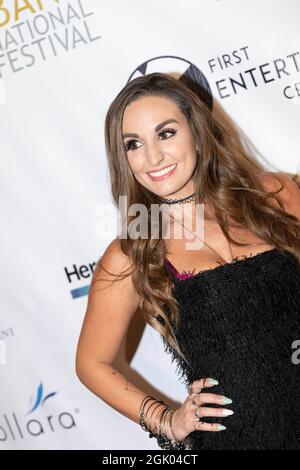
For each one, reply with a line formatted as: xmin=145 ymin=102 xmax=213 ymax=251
xmin=161 ymin=248 xmax=300 ymax=450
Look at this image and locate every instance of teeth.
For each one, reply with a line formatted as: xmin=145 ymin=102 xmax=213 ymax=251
xmin=149 ymin=164 xmax=176 ymax=177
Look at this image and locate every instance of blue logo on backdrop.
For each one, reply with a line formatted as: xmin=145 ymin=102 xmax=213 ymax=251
xmin=0 ymin=382 xmax=78 ymax=443
xmin=27 ymin=382 xmax=58 ymax=415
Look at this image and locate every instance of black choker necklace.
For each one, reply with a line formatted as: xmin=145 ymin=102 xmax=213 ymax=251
xmin=157 ymin=192 xmax=196 ymax=205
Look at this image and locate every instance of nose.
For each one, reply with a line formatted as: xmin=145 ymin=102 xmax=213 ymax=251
xmin=145 ymin=140 xmax=165 ymax=167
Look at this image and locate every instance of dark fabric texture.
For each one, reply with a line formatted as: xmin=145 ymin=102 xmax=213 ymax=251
xmin=161 ymin=248 xmax=300 ymax=450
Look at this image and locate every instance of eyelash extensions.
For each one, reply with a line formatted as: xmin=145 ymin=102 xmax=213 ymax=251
xmin=124 ymin=128 xmax=177 ymax=152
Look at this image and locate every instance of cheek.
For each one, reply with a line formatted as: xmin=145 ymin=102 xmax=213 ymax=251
xmin=127 ymin=154 xmax=145 ymax=174
xmin=127 ymin=155 xmax=137 ymax=172
xmin=181 ymin=150 xmax=197 ymax=166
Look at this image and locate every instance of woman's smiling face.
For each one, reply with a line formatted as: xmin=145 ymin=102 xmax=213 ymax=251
xmin=122 ymin=95 xmax=198 ymax=200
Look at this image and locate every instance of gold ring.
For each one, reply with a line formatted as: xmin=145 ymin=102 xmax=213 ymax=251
xmin=194 ymin=406 xmax=201 ymax=419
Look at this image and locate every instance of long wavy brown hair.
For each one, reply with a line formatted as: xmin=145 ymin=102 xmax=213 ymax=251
xmin=101 ymin=72 xmax=300 ymax=367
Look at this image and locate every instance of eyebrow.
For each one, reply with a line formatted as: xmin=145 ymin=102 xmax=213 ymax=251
xmin=122 ymin=118 xmax=179 ymax=139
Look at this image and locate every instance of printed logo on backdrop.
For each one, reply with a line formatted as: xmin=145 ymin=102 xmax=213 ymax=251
xmin=65 ymin=258 xmax=98 ymax=299
xmin=128 ymin=50 xmax=300 ymax=104
xmin=128 ymin=56 xmax=213 ymax=111
xmin=0 ymin=0 xmax=101 ymax=102
xmin=0 ymin=381 xmax=78 ymax=442
xmin=207 ymin=45 xmax=300 ymax=103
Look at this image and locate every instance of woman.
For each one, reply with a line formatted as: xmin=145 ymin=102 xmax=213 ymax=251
xmin=76 ymin=72 xmax=300 ymax=450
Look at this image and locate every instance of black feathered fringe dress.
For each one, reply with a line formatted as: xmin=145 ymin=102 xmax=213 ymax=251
xmin=161 ymin=248 xmax=300 ymax=450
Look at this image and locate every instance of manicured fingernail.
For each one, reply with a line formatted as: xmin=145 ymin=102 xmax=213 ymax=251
xmin=217 ymin=425 xmax=227 ymax=431
xmin=221 ymin=397 xmax=233 ymax=404
xmin=207 ymin=378 xmax=219 ymax=386
xmin=222 ymin=409 xmax=234 ymax=416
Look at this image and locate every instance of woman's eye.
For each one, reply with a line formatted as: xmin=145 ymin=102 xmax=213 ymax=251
xmin=158 ymin=128 xmax=177 ymax=139
xmin=124 ymin=140 xmax=141 ymax=152
xmin=124 ymin=128 xmax=176 ymax=152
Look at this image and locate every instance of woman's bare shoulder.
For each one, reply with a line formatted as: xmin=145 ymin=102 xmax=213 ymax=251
xmin=89 ymin=237 xmax=141 ymax=315
xmin=95 ymin=238 xmax=133 ymax=279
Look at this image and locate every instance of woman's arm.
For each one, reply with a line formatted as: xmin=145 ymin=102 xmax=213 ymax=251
xmin=75 ymin=238 xmax=150 ymax=424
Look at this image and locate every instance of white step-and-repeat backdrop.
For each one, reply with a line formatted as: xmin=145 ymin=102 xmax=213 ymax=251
xmin=1 ymin=0 xmax=299 ymax=450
